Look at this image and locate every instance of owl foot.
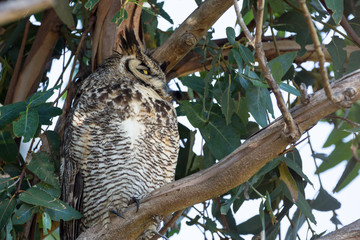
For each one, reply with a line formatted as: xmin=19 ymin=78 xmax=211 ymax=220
xmin=152 ymin=230 xmax=169 ymax=240
xmin=110 ymin=209 xmax=125 ymax=219
xmin=128 ymin=197 xmax=140 ymax=212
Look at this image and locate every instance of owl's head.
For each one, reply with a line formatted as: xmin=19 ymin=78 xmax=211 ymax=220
xmin=116 ymin=29 xmax=168 ymax=93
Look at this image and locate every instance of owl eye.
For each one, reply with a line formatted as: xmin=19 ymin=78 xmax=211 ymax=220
xmin=139 ymin=69 xmax=149 ymax=75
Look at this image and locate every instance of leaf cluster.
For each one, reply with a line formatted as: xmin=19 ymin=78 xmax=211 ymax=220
xmin=0 ymin=87 xmax=81 ymax=239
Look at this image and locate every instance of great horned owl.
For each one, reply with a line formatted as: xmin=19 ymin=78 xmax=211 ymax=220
xmin=60 ymin=29 xmax=179 ymax=239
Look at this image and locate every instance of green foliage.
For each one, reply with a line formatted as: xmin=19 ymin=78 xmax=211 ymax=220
xmin=1 ymin=0 xmax=360 ymax=239
xmin=0 ymin=87 xmax=79 ymax=237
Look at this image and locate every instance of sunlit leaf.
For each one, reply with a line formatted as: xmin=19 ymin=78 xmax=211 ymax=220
xmin=279 ymin=162 xmax=298 ymax=202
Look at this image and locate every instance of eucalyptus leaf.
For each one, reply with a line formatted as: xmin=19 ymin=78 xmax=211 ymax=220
xmin=13 ymin=109 xmax=39 ymax=142
xmin=27 ymin=152 xmax=58 ymax=187
xmin=0 ymin=131 xmax=18 ymax=163
xmin=12 ymin=203 xmax=39 ymax=225
xmin=0 ymin=102 xmax=26 ymax=129
xmin=0 ymin=198 xmax=16 ymax=231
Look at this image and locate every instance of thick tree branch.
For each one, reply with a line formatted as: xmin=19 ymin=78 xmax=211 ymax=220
xmin=0 ymin=0 xmax=53 ymax=26
xmin=318 ymin=219 xmax=360 ymax=240
xmin=78 ymin=69 xmax=360 ymax=239
xmin=167 ymin=40 xmax=360 ymax=80
xmin=151 ymin=0 xmax=235 ymax=73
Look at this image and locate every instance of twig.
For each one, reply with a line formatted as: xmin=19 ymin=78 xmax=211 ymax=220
xmin=298 ymin=0 xmax=343 ymax=106
xmin=4 ymin=19 xmax=31 ymax=105
xmin=324 ymin=115 xmax=360 ymax=127
xmin=306 ymin=132 xmax=323 ymax=187
xmin=55 ymin=16 xmax=95 ymax=108
xmin=233 ymin=0 xmax=300 ymax=141
xmin=149 ymin=210 xmax=184 ymax=240
xmin=318 ymin=0 xmax=360 ymax=47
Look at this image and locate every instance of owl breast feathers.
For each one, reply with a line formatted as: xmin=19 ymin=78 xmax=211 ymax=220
xmin=60 ymin=29 xmax=179 ymax=240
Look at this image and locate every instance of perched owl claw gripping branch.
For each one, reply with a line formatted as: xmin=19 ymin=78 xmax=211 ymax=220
xmin=60 ymin=29 xmax=179 ymax=240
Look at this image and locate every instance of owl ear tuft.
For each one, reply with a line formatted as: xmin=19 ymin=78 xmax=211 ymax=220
xmin=120 ymin=28 xmax=139 ymax=55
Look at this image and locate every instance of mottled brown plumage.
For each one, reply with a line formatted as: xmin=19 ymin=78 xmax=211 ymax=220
xmin=60 ymin=29 xmax=179 ymax=239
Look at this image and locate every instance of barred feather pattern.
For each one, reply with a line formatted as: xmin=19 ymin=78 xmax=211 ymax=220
xmin=61 ymin=47 xmax=179 ymax=240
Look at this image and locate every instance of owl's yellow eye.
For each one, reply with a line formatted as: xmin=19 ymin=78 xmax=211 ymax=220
xmin=139 ymin=69 xmax=149 ymax=75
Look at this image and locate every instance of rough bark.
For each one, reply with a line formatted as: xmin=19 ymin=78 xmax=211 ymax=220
xmin=318 ymin=219 xmax=360 ymax=240
xmin=77 ymin=68 xmax=360 ymax=239
xmin=0 ymin=0 xmax=53 ymax=26
xmin=151 ymin=0 xmax=235 ymax=73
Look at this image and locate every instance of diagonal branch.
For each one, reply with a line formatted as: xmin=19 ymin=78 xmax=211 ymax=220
xmin=151 ymin=0 xmax=235 ymax=73
xmin=78 ymin=69 xmax=360 ymax=239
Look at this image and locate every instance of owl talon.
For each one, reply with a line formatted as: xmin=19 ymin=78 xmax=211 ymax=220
xmin=152 ymin=230 xmax=169 ymax=240
xmin=134 ymin=197 xmax=140 ymax=212
xmin=110 ymin=209 xmax=125 ymax=219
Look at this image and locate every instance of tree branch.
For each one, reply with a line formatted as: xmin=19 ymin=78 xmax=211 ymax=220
xmin=78 ymin=69 xmax=360 ymax=239
xmin=0 ymin=0 xmax=54 ymax=26
xmin=318 ymin=219 xmax=360 ymax=240
xmin=151 ymin=0 xmax=235 ymax=73
xmin=166 ymin=39 xmax=360 ymax=80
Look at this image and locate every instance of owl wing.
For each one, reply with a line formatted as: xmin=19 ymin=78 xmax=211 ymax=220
xmin=60 ymin=86 xmax=87 ymax=239
xmin=60 ymin=79 xmax=134 ymax=238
